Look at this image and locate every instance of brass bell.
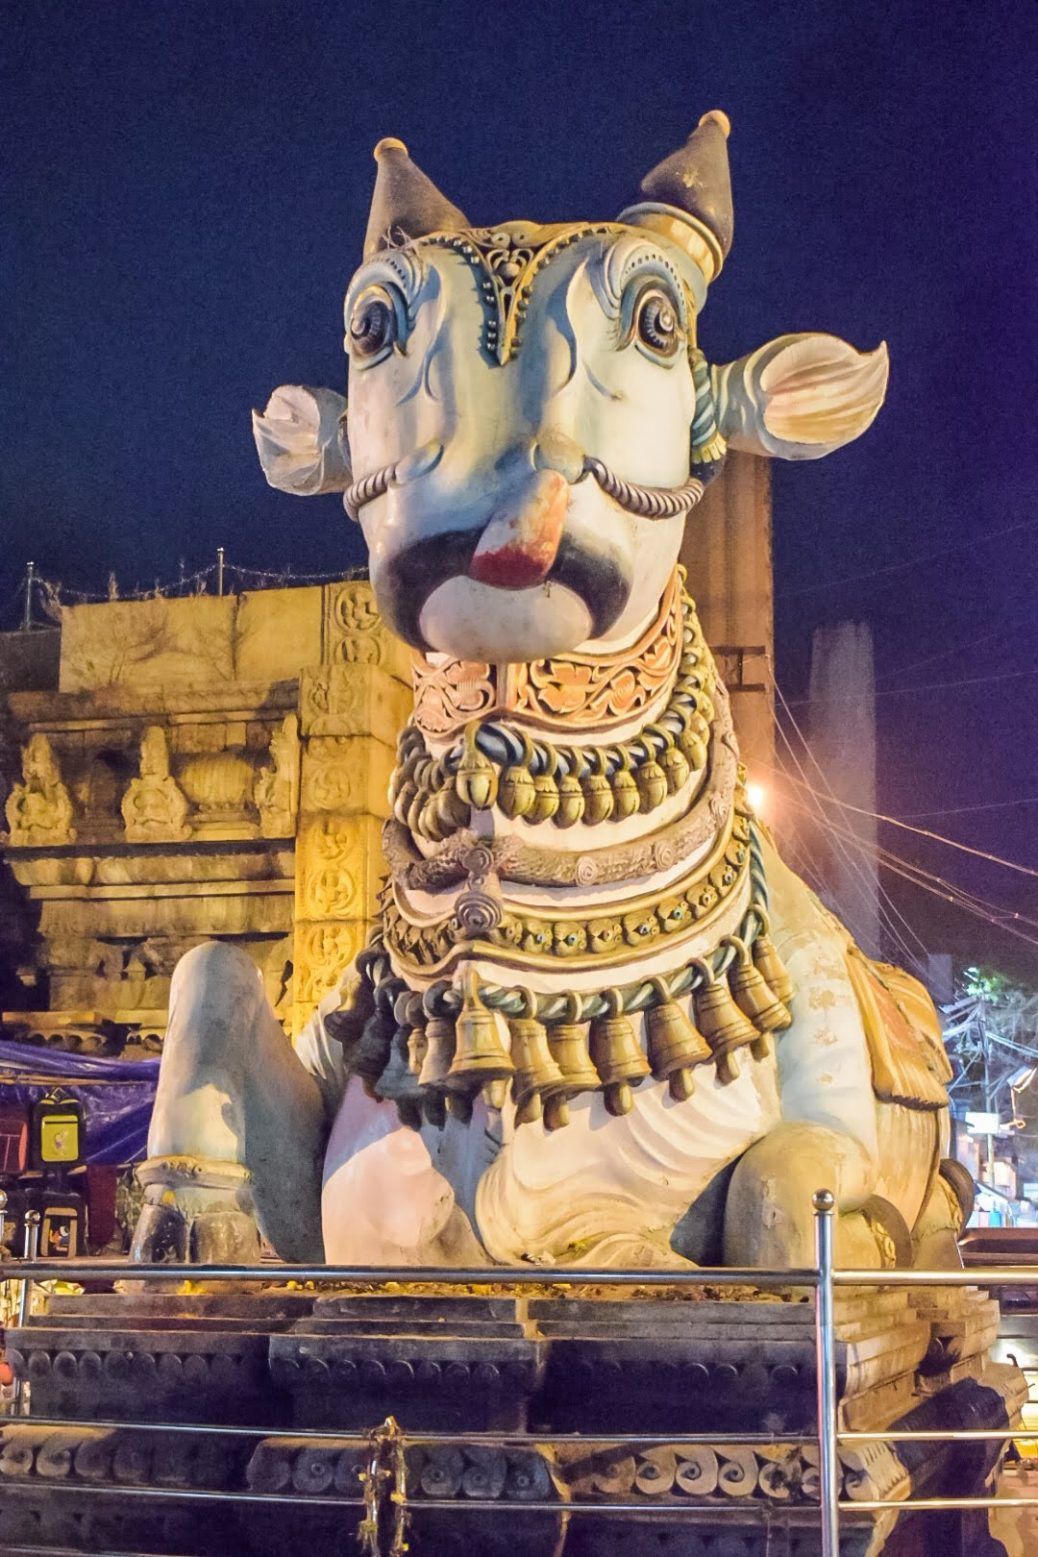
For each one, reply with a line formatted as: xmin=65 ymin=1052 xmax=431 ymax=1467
xmin=542 ymin=999 xmax=601 ymax=1132
xmin=680 ymin=709 xmax=710 ymax=764
xmin=554 ymin=771 xmax=585 ymax=828
xmin=406 ymin=782 xmax=429 ymax=835
xmin=376 ymin=993 xmax=424 ymax=1123
xmin=636 ymin=758 xmax=668 ymax=813
xmin=418 ymin=793 xmax=447 ymax=842
xmin=324 ymin=976 xmax=376 ymax=1049
xmin=509 ymin=994 xmax=567 ymax=1126
xmin=528 ymin=763 xmax=560 ymax=823
xmin=446 ymin=969 xmax=514 ymax=1107
xmin=589 ymin=993 xmax=650 ymax=1116
xmin=434 ymin=782 xmax=470 ymax=833
xmin=581 ymin=752 xmax=614 ymax=825
xmin=393 ymin=776 xmax=419 ymax=826
xmin=660 ymin=741 xmax=691 ymax=795
xmin=751 ymin=911 xmax=795 ymax=1007
xmin=419 ymin=994 xmax=456 ymax=1126
xmin=548 ymin=1020 xmax=601 ymax=1093
xmin=645 ymin=978 xmax=713 ymax=1102
xmin=351 ymin=997 xmax=397 ymax=1099
xmin=611 ymin=759 xmax=640 ymax=821
xmin=725 ymin=935 xmax=792 ymax=1060
xmin=499 ymin=762 xmax=536 ymax=819
xmin=544 ymin=1095 xmax=571 ymax=1130
xmin=692 ymin=959 xmax=760 ymax=1086
xmin=455 ymin=722 xmax=498 ymax=810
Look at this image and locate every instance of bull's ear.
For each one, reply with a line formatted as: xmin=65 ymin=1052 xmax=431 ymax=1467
xmin=251 ymin=385 xmax=351 ymax=496
xmin=711 ymin=334 xmax=889 ymax=460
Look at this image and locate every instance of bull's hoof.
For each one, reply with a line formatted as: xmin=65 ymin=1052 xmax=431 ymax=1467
xmin=190 ymin=1209 xmax=262 ymax=1265
xmin=129 ymin=1155 xmax=263 ymax=1268
xmin=130 ymin=1200 xmax=189 ymax=1264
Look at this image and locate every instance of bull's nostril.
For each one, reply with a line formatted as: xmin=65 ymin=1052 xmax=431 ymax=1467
xmin=533 ymin=431 xmax=585 ymax=484
xmin=394 ymin=440 xmax=444 ymax=484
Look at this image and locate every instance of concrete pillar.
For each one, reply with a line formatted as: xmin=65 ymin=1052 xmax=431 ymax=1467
xmin=680 ymin=452 xmax=774 ymax=782
xmin=808 ymin=621 xmax=881 ymax=958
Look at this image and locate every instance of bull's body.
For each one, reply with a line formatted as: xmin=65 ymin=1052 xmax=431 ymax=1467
xmin=133 ymin=117 xmax=966 ymax=1273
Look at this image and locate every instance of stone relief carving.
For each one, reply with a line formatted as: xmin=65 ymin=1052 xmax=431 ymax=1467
xmin=4 ymin=733 xmax=76 ymax=847
xmin=292 ymin=920 xmax=365 ymax=1016
xmin=296 ymin=816 xmax=365 ymax=920
xmin=121 ymin=726 xmax=191 ymax=843
xmin=324 ymin=580 xmax=384 ymax=664
xmin=254 ymin=714 xmax=301 ymax=838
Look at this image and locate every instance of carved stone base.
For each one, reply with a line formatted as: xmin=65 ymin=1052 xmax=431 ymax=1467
xmin=2 ymin=1285 xmax=1028 ymax=1555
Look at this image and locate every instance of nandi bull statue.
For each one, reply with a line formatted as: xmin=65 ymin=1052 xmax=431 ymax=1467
xmin=133 ymin=114 xmax=968 ymax=1274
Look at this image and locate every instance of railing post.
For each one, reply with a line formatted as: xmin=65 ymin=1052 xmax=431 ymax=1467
xmin=22 ymin=561 xmax=35 ymax=631
xmin=813 ymin=1188 xmax=840 ymax=1557
xmin=0 ymin=1188 xmax=7 ymax=1250
xmin=15 ymin=1210 xmax=41 ymax=1415
xmin=18 ymin=1210 xmax=41 ymax=1325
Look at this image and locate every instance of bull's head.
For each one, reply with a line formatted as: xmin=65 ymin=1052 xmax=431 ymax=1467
xmin=254 ymin=115 xmax=888 ymax=662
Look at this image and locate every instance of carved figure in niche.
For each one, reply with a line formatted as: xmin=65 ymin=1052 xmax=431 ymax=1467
xmin=135 ymin=118 xmax=966 ymax=1281
xmin=121 ymin=726 xmax=190 ymax=842
xmin=254 ymin=713 xmax=300 ymax=837
xmin=5 ymin=734 xmax=76 ymax=846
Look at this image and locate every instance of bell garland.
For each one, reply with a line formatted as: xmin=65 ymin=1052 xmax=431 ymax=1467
xmin=391 ymin=585 xmax=717 ymax=842
xmin=328 ymin=827 xmax=796 ymax=1131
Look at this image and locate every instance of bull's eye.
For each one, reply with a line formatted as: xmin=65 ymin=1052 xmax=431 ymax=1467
xmin=347 ymin=286 xmax=400 ymax=363
xmin=635 ymin=288 xmax=681 ymax=358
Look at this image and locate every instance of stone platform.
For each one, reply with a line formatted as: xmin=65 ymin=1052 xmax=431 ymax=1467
xmin=0 ymin=1282 xmax=1027 ymax=1556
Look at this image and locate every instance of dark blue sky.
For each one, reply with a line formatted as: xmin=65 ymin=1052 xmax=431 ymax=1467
xmin=2 ymin=1 xmax=1035 ymax=970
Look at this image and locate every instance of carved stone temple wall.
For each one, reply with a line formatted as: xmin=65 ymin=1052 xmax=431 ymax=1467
xmin=0 ymin=581 xmax=410 ymax=1054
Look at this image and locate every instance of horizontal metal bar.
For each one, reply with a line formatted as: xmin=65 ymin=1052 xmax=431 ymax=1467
xmin=0 ymin=1258 xmax=818 ymax=1286
xmin=0 ymin=1478 xmax=363 ymax=1508
xmin=841 ymin=1428 xmax=1033 ymax=1442
xmin=834 ymin=1267 xmax=1038 ymax=1287
xmin=838 ymin=1497 xmax=1038 ymax=1511
xmin=0 ymin=1414 xmax=818 ymax=1447
xmin=9 ymin=1257 xmax=1038 ymax=1287
xmin=0 ymin=1479 xmax=786 ymax=1517
xmin=0 ymin=1547 xmax=185 ymax=1557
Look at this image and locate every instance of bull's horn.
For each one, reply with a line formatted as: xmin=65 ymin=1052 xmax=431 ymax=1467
xmin=618 ymin=111 xmax=733 ymax=303
xmin=711 ymin=334 xmax=890 ymax=460
xmin=364 ymin=137 xmax=470 ymax=260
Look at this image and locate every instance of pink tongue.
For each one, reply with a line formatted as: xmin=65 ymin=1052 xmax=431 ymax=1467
xmin=468 ymin=471 xmax=569 ymax=590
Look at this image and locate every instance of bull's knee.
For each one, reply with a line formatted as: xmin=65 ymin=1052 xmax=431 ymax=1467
xmin=723 ymin=1122 xmax=875 ymax=1267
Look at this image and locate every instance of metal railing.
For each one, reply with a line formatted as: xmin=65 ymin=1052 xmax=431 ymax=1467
xmin=1 ymin=1188 xmax=1035 ymax=1556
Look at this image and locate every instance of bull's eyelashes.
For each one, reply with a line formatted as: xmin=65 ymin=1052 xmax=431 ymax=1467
xmin=346 ymin=282 xmax=409 ymax=368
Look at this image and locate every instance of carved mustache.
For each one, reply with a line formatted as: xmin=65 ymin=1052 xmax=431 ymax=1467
xmin=345 ymin=447 xmax=707 ymax=522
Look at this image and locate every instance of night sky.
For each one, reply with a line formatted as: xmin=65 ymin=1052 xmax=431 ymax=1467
xmin=3 ymin=2 xmax=1036 ymax=975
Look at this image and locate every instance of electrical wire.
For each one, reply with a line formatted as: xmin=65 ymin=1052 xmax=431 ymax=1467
xmin=780 ymin=777 xmax=1038 ymax=880
xmin=876 ymin=614 xmax=1034 ymax=687
xmin=898 ymin=798 xmax=1038 ymax=820
xmin=780 ymin=788 xmax=1038 ymax=932
xmin=779 ymin=791 xmax=1038 ymax=951
xmin=776 ymin=516 xmax=1038 ymax=600
xmin=768 ymin=658 xmax=931 ymax=968
xmin=784 ymin=666 xmax=1038 ymax=706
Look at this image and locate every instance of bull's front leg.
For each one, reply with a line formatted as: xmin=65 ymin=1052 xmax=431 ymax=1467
xmin=722 ymin=1121 xmax=887 ymax=1269
xmin=131 ymin=943 xmax=330 ymax=1264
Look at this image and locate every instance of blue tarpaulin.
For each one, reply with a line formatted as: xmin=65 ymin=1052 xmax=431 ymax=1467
xmin=0 ymin=1039 xmax=158 ymax=1163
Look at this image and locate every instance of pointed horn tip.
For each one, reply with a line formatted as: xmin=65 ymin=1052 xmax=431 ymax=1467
xmin=697 ymin=109 xmax=731 ymax=139
xmin=373 ymin=136 xmax=409 ymax=162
